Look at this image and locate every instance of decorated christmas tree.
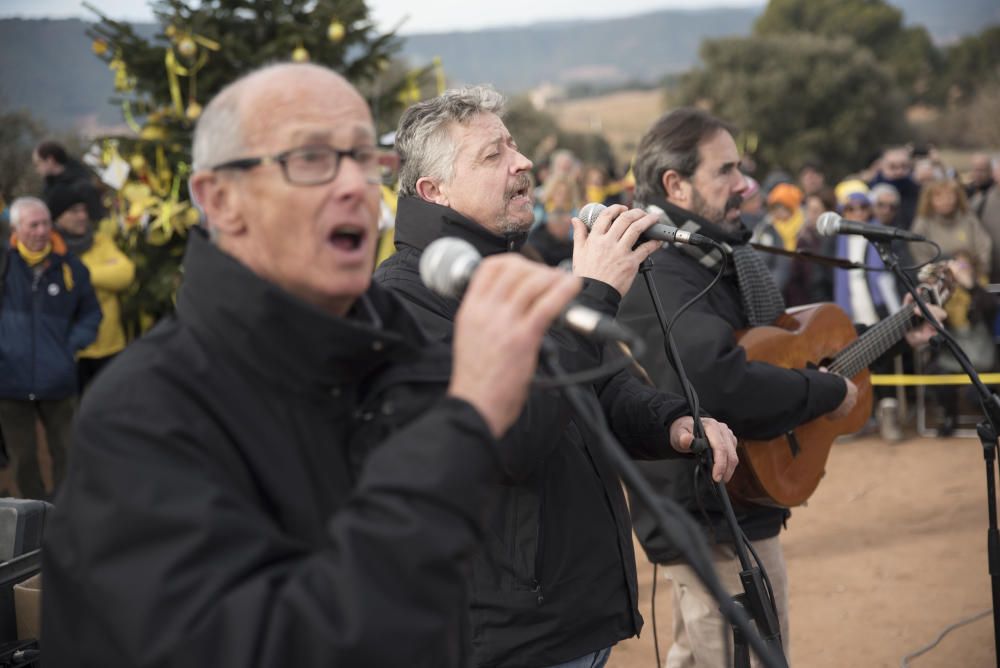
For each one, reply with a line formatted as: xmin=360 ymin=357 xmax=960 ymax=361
xmin=85 ymin=0 xmax=434 ymax=335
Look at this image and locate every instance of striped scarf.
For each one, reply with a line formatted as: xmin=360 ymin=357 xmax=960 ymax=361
xmin=647 ymin=200 xmax=786 ymax=327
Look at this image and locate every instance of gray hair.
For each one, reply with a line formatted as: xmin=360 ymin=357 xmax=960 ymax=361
xmin=191 ymin=77 xmax=250 ymax=172
xmin=396 ymin=85 xmax=506 ymax=197
xmin=633 ymin=107 xmax=734 ymax=206
xmin=869 ymin=182 xmax=900 ymax=204
xmin=9 ymin=196 xmax=49 ymax=228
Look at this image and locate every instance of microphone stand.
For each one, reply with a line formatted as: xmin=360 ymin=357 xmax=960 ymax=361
xmin=536 ymin=340 xmax=785 ymax=668
xmin=873 ymin=240 xmax=1000 ymax=668
xmin=639 ymin=257 xmax=788 ymax=668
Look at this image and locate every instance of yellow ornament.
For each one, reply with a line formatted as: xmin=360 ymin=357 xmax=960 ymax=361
xmin=140 ymin=125 xmax=167 ymax=141
xmin=185 ymin=102 xmax=203 ymax=120
xmin=327 ymin=20 xmax=346 ymax=43
xmin=184 ymin=206 xmax=202 ymax=228
xmin=177 ymin=36 xmax=197 ymax=58
xmin=291 ymin=46 xmax=310 ymax=62
xmin=165 ymin=24 xmax=177 ymax=38
xmin=129 ymin=154 xmax=147 ymax=172
xmin=92 ymin=39 xmax=108 ymax=56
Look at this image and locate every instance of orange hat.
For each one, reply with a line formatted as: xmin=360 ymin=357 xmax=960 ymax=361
xmin=766 ymin=183 xmax=803 ymax=211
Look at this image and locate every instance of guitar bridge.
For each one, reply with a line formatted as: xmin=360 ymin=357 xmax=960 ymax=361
xmin=785 ymin=431 xmax=801 ymax=457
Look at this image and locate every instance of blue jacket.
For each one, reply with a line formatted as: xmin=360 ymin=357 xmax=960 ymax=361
xmin=0 ymin=244 xmax=101 ymax=400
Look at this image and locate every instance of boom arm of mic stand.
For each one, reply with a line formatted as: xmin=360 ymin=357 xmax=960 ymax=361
xmin=638 ymin=257 xmax=788 ymax=668
xmin=873 ymin=240 xmax=1000 ymax=668
xmin=536 ymin=341 xmax=785 ymax=668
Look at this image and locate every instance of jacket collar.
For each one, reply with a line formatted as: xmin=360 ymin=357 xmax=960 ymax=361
xmin=177 ymin=228 xmax=424 ymax=389
xmin=394 ymin=196 xmax=528 ymax=257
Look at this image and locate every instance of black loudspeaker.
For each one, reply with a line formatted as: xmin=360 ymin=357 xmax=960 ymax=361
xmin=0 ymin=499 xmax=49 ymax=655
xmin=0 ymin=501 xmax=49 ymax=563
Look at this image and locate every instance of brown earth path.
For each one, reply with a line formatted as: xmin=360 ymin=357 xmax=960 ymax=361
xmin=610 ymin=435 xmax=995 ymax=668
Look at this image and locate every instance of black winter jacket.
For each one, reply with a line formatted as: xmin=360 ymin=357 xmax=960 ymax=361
xmin=618 ymin=198 xmax=847 ymax=563
xmin=42 ymin=229 xmax=508 ymax=667
xmin=374 ymin=196 xmax=693 ymax=667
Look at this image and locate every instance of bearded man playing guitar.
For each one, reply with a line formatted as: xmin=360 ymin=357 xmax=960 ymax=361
xmin=617 ymin=108 xmax=943 ymax=668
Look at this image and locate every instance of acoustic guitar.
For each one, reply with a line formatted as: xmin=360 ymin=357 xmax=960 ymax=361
xmin=727 ymin=264 xmax=953 ymax=508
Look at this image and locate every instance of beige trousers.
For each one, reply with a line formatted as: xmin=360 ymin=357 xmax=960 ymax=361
xmin=662 ymin=535 xmax=790 ymax=668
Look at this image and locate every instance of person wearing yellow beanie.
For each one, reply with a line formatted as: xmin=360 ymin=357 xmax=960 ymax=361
xmin=765 ymin=182 xmax=804 ymax=250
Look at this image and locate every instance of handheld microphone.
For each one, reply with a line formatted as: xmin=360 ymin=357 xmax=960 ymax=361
xmin=578 ymin=202 xmax=716 ymax=248
xmin=816 ymin=211 xmax=926 ymax=242
xmin=419 ymin=237 xmax=639 ymax=345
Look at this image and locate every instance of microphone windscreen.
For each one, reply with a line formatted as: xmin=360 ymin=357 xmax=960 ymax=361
xmin=815 ymin=212 xmax=841 ymax=237
xmin=578 ymin=202 xmax=606 ymax=230
xmin=419 ymin=237 xmax=481 ymax=299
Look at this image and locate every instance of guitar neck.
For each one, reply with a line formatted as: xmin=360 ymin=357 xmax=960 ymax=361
xmin=827 ymin=304 xmax=916 ymax=378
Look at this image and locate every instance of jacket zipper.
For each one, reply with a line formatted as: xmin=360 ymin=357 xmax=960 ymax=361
xmin=29 ymin=264 xmax=43 ymax=401
xmin=532 ymin=462 xmax=547 ymax=606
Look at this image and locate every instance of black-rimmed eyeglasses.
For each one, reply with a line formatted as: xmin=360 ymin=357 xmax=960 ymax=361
xmin=211 ymin=144 xmax=380 ymax=186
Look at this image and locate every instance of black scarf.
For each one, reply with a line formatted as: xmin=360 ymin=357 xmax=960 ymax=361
xmin=61 ymin=228 xmax=95 ymax=257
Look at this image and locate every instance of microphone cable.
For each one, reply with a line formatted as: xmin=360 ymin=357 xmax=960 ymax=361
xmin=752 ymin=238 xmax=943 ymax=273
xmin=640 ymin=241 xmax=786 ymax=666
xmin=899 ymin=607 xmax=990 ymax=667
xmin=537 ymin=342 xmax=786 ymax=668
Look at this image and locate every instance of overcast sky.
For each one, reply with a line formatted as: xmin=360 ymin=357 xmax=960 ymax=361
xmin=3 ymin=0 xmax=766 ymax=34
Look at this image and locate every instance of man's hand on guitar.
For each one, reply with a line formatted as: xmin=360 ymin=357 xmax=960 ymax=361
xmin=669 ymin=417 xmax=739 ymax=483
xmin=904 ymin=299 xmax=947 ymax=349
xmin=821 ymin=369 xmax=859 ymax=421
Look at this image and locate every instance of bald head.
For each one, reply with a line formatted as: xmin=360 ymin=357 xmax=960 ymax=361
xmin=192 ymin=63 xmax=370 ymax=171
xmin=188 ymin=61 xmax=381 ymax=317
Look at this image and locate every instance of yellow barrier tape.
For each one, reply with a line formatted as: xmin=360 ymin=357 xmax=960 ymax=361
xmin=870 ymin=373 xmax=1000 ymax=386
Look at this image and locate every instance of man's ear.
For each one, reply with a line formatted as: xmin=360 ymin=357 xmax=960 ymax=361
xmin=661 ymin=169 xmax=690 ymax=205
xmin=415 ymin=176 xmax=449 ymax=207
xmin=189 ymin=171 xmax=245 ymax=236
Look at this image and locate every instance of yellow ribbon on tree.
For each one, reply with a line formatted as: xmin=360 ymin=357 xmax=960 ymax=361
xmin=433 ymin=56 xmax=446 ymax=96
xmin=146 ymin=162 xmax=194 ymax=245
xmin=189 ymin=33 xmax=220 ymax=52
xmin=165 ymin=39 xmax=214 ymax=119
xmin=164 ymin=48 xmax=186 ymax=116
xmin=398 ymin=72 xmax=421 ymax=105
xmin=109 ymin=50 xmax=131 ymax=92
xmin=121 ymin=100 xmax=143 ymax=134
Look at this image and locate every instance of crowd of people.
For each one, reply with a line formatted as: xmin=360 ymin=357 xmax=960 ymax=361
xmin=0 ymin=58 xmax=995 ymax=667
xmin=517 ymin=133 xmax=1000 ymax=439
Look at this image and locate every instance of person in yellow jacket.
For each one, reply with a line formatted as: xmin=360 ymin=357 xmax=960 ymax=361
xmin=45 ymin=183 xmax=135 ymax=391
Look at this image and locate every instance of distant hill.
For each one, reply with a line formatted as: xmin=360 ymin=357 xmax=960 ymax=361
xmin=0 ymin=0 xmax=996 ymax=130
xmin=0 ymin=18 xmax=159 ymax=130
xmin=400 ymin=8 xmax=759 ymax=92
xmin=894 ymin=0 xmax=1000 ymax=44
xmin=400 ymin=0 xmax=1000 ymax=91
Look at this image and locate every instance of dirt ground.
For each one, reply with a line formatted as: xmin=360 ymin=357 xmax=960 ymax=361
xmin=609 ymin=432 xmax=996 ymax=668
